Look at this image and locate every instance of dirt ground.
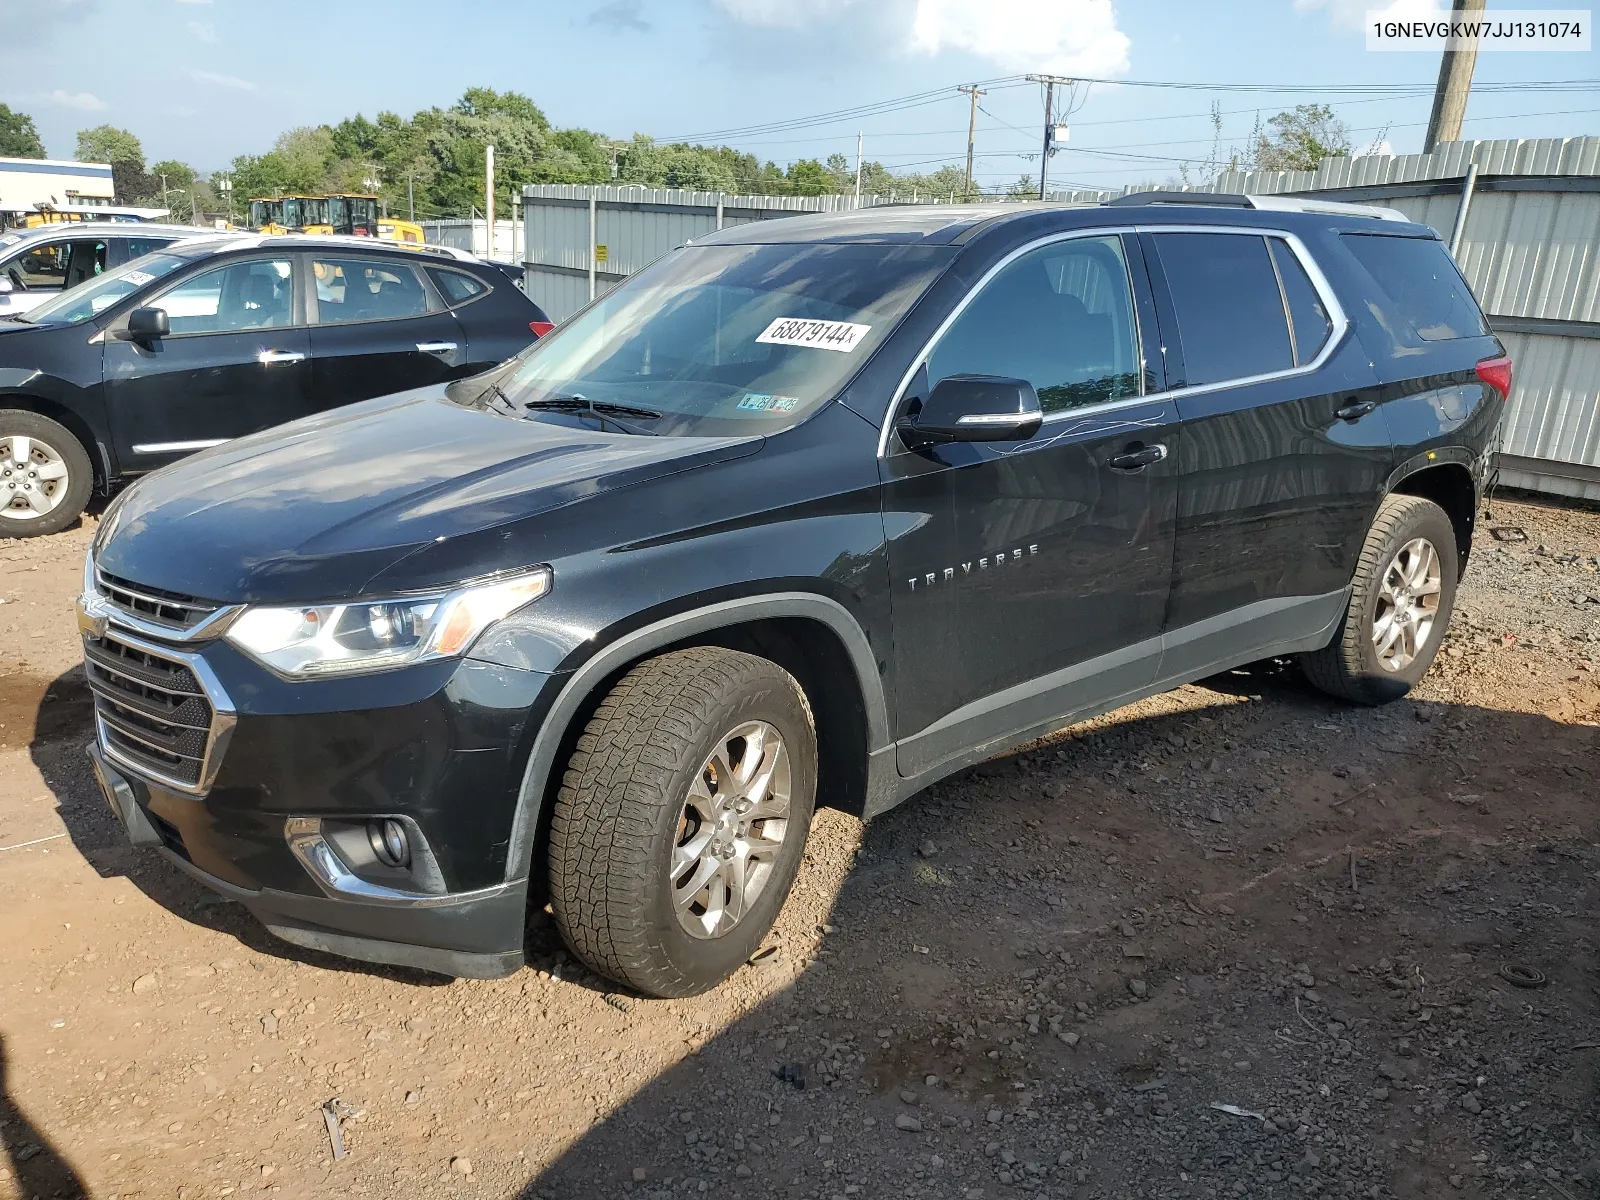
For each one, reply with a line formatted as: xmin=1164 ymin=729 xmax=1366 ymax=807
xmin=1 ymin=493 xmax=1597 ymax=1200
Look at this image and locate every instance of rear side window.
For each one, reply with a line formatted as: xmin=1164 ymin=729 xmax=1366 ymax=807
xmin=428 ymin=268 xmax=488 ymax=305
xmin=312 ymin=257 xmax=431 ymax=324
xmin=1268 ymin=239 xmax=1332 ymax=365
xmin=123 ymin=237 xmax=175 ymax=260
xmin=1152 ymin=233 xmax=1293 ymax=387
xmin=1341 ymin=233 xmax=1488 ymax=341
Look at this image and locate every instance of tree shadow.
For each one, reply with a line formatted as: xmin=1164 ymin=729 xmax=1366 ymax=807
xmin=509 ymin=693 xmax=1599 ymax=1199
xmin=29 ymin=665 xmax=448 ymax=988
xmin=0 ymin=1033 xmax=88 ymax=1200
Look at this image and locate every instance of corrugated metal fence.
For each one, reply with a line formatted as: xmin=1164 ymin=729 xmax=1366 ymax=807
xmin=521 ymin=139 xmax=1600 ymax=500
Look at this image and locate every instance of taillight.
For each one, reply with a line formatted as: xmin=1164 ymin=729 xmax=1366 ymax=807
xmin=1475 ymin=355 xmax=1512 ymax=401
xmin=529 ymin=321 xmax=554 ymax=337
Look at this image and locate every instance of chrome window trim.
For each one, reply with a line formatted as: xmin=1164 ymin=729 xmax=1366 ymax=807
xmin=81 ymin=622 xmax=238 ymax=797
xmin=875 ymin=223 xmax=1350 ymax=458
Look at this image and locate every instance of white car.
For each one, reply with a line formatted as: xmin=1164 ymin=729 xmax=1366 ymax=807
xmin=0 ymin=223 xmax=235 ymax=317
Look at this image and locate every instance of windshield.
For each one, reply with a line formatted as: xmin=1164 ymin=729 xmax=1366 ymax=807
xmin=18 ymin=252 xmax=188 ymax=325
xmin=491 ymin=242 xmax=952 ymax=437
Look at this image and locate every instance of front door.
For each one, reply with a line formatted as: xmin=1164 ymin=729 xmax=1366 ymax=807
xmin=882 ymin=232 xmax=1178 ymax=779
xmin=1139 ymin=230 xmax=1392 ymax=670
xmin=104 ymin=254 xmax=312 ymax=473
xmin=306 ymin=254 xmax=467 ymax=406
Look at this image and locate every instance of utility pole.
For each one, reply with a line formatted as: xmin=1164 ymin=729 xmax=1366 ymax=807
xmin=1026 ymin=74 xmax=1073 ymax=200
xmin=958 ymin=84 xmax=986 ymax=199
xmin=1423 ymin=0 xmax=1486 ymax=153
xmin=855 ymin=130 xmax=863 ymax=202
xmin=485 ymin=144 xmax=495 ymax=259
xmin=407 ymin=173 xmax=415 ymax=222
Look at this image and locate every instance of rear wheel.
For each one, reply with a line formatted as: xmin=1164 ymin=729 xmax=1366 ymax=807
xmin=1300 ymin=493 xmax=1458 ymax=704
xmin=548 ymin=646 xmax=817 ymax=997
xmin=0 ymin=410 xmax=92 ymax=538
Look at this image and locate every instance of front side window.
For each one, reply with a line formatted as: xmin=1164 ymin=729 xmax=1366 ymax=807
xmin=1341 ymin=233 xmax=1488 ymax=342
xmin=62 ymin=239 xmax=108 ymax=288
xmin=312 ymin=257 xmax=430 ymax=324
xmin=493 ymin=242 xmax=953 ymax=437
xmin=12 ymin=240 xmax=71 ymax=288
xmin=1153 ymin=232 xmax=1295 ymax=387
xmin=927 ymin=234 xmax=1141 ymax=415
xmin=152 ymin=258 xmax=294 ymax=334
xmin=16 ymin=251 xmax=189 ymax=325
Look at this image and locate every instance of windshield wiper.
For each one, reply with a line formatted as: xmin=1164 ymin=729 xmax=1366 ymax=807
xmin=521 ymin=393 xmax=662 ymax=435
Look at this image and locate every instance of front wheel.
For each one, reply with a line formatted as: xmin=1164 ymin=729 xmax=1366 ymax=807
xmin=1300 ymin=493 xmax=1459 ymax=704
xmin=548 ymin=646 xmax=817 ymax=997
xmin=0 ymin=410 xmax=93 ymax=538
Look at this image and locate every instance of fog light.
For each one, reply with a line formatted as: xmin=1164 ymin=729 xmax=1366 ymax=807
xmin=368 ymin=819 xmax=410 ymax=868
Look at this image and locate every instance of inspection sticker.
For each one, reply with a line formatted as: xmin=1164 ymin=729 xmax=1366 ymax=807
xmin=122 ymin=270 xmax=154 ymax=286
xmin=737 ymin=392 xmax=800 ymax=412
xmin=755 ymin=317 xmax=871 ymax=353
xmin=0 ymin=234 xmax=20 ymax=246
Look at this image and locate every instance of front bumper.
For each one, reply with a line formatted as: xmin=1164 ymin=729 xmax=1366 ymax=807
xmin=89 ymin=741 xmax=531 ymax=977
xmin=80 ymin=601 xmax=559 ymax=977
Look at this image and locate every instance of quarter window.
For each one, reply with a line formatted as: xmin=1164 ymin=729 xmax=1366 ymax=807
xmin=1152 ymin=232 xmax=1294 ymax=387
xmin=123 ymin=237 xmax=176 ymax=261
xmin=1269 ymin=239 xmax=1333 ymax=365
xmin=312 ymin=257 xmax=431 ymax=324
xmin=152 ymin=259 xmax=294 ymax=334
xmin=927 ymin=235 xmax=1141 ymax=415
xmin=1340 ymin=233 xmax=1488 ymax=342
xmin=427 ymin=267 xmax=488 ymax=305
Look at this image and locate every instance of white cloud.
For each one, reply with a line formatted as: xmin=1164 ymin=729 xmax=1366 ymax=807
xmin=186 ymin=19 xmax=218 ymax=41
xmin=911 ymin=0 xmax=1130 ymax=74
xmin=1295 ymin=0 xmax=1443 ymax=31
xmin=188 ymin=68 xmax=256 ymax=91
xmin=715 ymin=0 xmax=1130 ymax=73
xmin=24 ymin=88 xmax=108 ymax=111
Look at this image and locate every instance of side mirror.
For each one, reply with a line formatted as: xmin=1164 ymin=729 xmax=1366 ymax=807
xmin=900 ymin=374 xmax=1043 ymax=446
xmin=127 ymin=307 xmax=170 ymax=341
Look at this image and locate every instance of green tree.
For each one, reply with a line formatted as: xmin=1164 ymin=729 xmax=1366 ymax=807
xmin=1251 ymin=104 xmax=1351 ymax=173
xmin=0 ymin=105 xmax=45 ymax=158
xmin=75 ymin=124 xmax=143 ymax=166
xmin=784 ymin=159 xmax=829 ymax=197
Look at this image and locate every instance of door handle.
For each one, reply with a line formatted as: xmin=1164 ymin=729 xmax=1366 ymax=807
xmin=1335 ymin=399 xmax=1377 ymax=421
xmin=1107 ymin=442 xmax=1168 ymax=471
xmin=257 ymin=349 xmax=305 ymax=365
xmin=416 ymin=341 xmax=458 ymax=355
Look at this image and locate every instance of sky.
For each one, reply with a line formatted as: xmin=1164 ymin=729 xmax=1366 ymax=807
xmin=2 ymin=0 xmax=1596 ymax=192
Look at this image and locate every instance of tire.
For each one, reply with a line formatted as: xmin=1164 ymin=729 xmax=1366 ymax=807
xmin=548 ymin=646 xmax=818 ymax=998
xmin=1300 ymin=493 xmax=1459 ymax=704
xmin=0 ymin=410 xmax=93 ymax=538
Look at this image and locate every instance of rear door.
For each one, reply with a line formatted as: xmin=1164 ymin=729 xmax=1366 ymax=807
xmin=1141 ymin=228 xmax=1391 ymax=672
xmin=426 ymin=264 xmax=541 ymax=372
xmin=306 ymin=254 xmax=466 ymax=406
xmin=103 ymin=254 xmax=312 ymax=472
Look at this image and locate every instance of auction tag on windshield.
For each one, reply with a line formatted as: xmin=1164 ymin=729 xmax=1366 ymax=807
xmin=123 ymin=270 xmax=154 ymax=286
xmin=756 ymin=317 xmax=870 ymax=353
xmin=0 ymin=234 xmax=19 ymax=246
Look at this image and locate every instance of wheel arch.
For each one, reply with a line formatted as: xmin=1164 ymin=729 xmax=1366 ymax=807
xmin=502 ymin=593 xmax=890 ymax=887
xmin=0 ymin=392 xmax=110 ymax=490
xmin=1387 ymin=454 xmax=1478 ymax=571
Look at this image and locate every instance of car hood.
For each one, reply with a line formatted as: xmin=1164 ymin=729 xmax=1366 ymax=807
xmin=96 ymin=388 xmax=764 ymax=604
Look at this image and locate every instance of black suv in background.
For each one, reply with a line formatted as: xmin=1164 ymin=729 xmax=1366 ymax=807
xmin=0 ymin=235 xmax=551 ymax=535
xmin=81 ymin=196 xmax=1507 ymax=996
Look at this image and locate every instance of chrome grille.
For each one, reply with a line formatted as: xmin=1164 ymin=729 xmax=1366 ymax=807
xmin=85 ymin=631 xmax=220 ymax=791
xmin=94 ymin=568 xmax=220 ymax=632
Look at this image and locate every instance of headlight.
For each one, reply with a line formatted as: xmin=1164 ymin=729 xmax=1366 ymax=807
xmin=224 ymin=568 xmax=550 ymax=678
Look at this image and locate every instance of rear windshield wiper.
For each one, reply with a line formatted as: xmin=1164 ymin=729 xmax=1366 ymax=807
xmin=522 ymin=394 xmax=662 ymax=434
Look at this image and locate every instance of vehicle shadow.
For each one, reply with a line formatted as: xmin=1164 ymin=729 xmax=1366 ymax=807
xmin=0 ymin=1033 xmax=89 ymax=1200
xmin=509 ymin=691 xmax=1598 ymax=1199
xmin=29 ymin=665 xmax=449 ymax=987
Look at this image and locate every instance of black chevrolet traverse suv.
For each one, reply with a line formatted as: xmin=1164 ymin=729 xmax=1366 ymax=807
xmin=80 ymin=196 xmax=1508 ymax=995
xmin=0 ymin=235 xmax=550 ymax=536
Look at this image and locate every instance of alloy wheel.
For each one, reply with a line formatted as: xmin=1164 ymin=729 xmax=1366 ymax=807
xmin=670 ymin=720 xmax=792 ymax=939
xmin=1372 ymin=536 xmax=1442 ymax=672
xmin=0 ymin=433 xmax=71 ymax=520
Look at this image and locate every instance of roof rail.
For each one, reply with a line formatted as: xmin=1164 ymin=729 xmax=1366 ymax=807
xmin=1105 ymin=190 xmax=1406 ymax=222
